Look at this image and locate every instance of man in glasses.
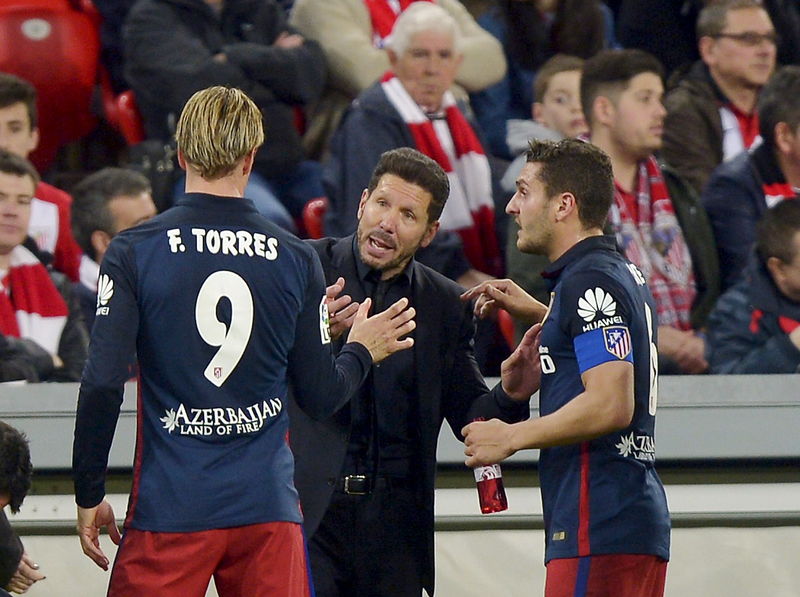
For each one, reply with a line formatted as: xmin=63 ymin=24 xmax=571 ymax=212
xmin=663 ymin=0 xmax=776 ymax=195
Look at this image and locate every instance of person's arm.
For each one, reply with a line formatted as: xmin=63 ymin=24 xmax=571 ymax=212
xmin=662 ymin=87 xmax=720 ymax=196
xmin=288 ymin=251 xmax=415 ymax=420
xmin=222 ymin=4 xmax=326 ymax=105
xmin=72 ymin=238 xmax=138 ymax=568
xmin=440 ymin=293 xmax=530 ymax=441
xmin=701 ymin=170 xmax=759 ymax=292
xmin=123 ymin=2 xmax=267 ymax=116
xmin=0 ymin=335 xmax=55 ymax=382
xmin=463 ymin=360 xmax=634 ymax=466
xmin=460 ymin=278 xmax=549 ymax=323
xmin=50 ymin=272 xmax=89 ymax=382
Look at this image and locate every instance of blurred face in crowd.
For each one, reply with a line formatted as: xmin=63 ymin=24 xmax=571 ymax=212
xmin=533 ymin=70 xmax=588 ymax=139
xmin=702 ymin=7 xmax=776 ymax=91
xmin=0 ymin=171 xmax=34 ymax=256
xmin=92 ymin=190 xmax=157 ymax=264
xmin=356 ymin=174 xmax=439 ymax=280
xmin=600 ymin=72 xmax=666 ymax=161
xmin=389 ymin=30 xmax=463 ymax=113
xmin=770 ymin=230 xmax=800 ymax=303
xmin=0 ymin=103 xmax=38 ymax=160
xmin=108 ymin=191 xmax=157 ymax=234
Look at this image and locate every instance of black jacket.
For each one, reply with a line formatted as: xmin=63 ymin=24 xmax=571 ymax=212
xmin=123 ymin=0 xmax=326 ymax=177
xmin=289 ymin=235 xmax=530 ymax=595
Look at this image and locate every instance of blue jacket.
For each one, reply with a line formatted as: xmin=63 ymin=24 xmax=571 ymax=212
xmin=706 ymin=256 xmax=800 ymax=374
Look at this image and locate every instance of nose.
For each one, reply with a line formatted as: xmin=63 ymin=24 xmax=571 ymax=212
xmin=506 ymin=194 xmax=519 ymax=215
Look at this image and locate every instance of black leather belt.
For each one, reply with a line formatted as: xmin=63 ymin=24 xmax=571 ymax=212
xmin=334 ymin=474 xmax=413 ymax=495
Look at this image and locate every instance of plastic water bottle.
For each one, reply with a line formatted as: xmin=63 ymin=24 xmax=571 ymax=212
xmin=474 ymin=463 xmax=508 ymax=514
xmin=472 ymin=418 xmax=508 ymax=514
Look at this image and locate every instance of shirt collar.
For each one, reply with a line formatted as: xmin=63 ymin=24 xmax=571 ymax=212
xmin=350 ymin=235 xmax=414 ymax=286
xmin=542 ymin=235 xmax=619 ymax=282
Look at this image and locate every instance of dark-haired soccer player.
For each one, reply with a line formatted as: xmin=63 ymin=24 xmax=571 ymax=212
xmin=462 ymin=138 xmax=670 ymax=597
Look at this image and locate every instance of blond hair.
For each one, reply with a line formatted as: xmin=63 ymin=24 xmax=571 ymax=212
xmin=175 ymin=86 xmax=264 ymax=180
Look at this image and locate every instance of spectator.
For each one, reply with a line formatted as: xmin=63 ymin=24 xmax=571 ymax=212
xmin=470 ymin=0 xmax=612 ymax=159
xmin=503 ymin=54 xmax=586 ymax=339
xmin=703 ymin=65 xmax=800 ymax=292
xmin=291 ymin=147 xmax=535 ymax=597
xmin=123 ymin=0 xmax=326 ymax=227
xmin=70 ymin=168 xmax=157 ymax=329
xmin=663 ymin=0 xmax=776 ymax=195
xmin=0 ymin=421 xmax=44 ymax=596
xmin=582 ymin=49 xmax=719 ymax=374
xmin=706 ymin=199 xmax=800 ymax=373
xmin=323 ymin=2 xmax=501 ymax=288
xmin=0 ymin=151 xmax=88 ymax=382
xmin=289 ymin=0 xmax=506 ymax=159
xmin=502 ymin=54 xmax=587 ymax=194
xmin=0 ymin=73 xmax=84 ymax=283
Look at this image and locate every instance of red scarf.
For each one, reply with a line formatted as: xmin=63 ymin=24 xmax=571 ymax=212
xmin=609 ymin=157 xmax=696 ymax=330
xmin=364 ymin=0 xmax=433 ymax=47
xmin=0 ymin=245 xmax=68 ymax=355
xmin=380 ymin=72 xmax=501 ymax=275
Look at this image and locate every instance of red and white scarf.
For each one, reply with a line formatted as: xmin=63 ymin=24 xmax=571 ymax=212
xmin=608 ymin=157 xmax=696 ymax=330
xmin=381 ymin=72 xmax=501 ymax=274
xmin=0 ymin=245 xmax=68 ymax=355
xmin=364 ymin=0 xmax=433 ymax=47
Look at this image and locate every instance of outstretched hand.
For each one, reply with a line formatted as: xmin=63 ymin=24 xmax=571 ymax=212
xmin=460 ymin=279 xmax=546 ymax=323
xmin=77 ymin=500 xmax=121 ymax=571
xmin=325 ymin=277 xmax=360 ymax=341
xmin=347 ymin=297 xmax=415 ymax=362
xmin=501 ymin=323 xmax=543 ymax=400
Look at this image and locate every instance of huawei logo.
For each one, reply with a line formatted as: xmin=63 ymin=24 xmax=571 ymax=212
xmin=96 ymin=274 xmax=114 ymax=308
xmin=577 ymin=287 xmax=616 ymax=323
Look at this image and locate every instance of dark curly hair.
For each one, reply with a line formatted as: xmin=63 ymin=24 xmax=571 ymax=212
xmin=0 ymin=421 xmax=33 ymax=513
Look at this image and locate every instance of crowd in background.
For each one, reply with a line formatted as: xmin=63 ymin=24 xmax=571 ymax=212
xmin=2 ymin=0 xmax=800 ymax=387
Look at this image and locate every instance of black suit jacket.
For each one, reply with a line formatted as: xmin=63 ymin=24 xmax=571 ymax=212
xmin=289 ymin=235 xmax=529 ymax=595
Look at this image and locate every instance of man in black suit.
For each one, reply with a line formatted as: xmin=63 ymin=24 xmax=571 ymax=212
xmin=289 ymin=147 xmax=542 ymax=597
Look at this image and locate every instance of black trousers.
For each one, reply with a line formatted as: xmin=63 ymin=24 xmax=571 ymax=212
xmin=307 ymin=480 xmax=427 ymax=597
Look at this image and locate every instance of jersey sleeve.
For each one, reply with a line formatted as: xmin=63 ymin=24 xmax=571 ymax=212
xmin=560 ymin=271 xmax=635 ymax=374
xmin=72 ymin=236 xmax=140 ymax=508
xmin=287 ymin=250 xmax=372 ymax=420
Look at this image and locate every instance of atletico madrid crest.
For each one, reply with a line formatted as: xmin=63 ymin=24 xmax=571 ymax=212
xmin=603 ymin=326 xmax=631 ymax=360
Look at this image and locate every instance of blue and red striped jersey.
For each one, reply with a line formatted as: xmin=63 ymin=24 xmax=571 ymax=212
xmin=73 ymin=193 xmax=371 ymax=532
xmin=538 ymin=235 xmax=670 ymax=563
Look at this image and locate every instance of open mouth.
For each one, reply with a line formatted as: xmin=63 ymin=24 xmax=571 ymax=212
xmin=367 ymin=233 xmax=396 ymax=255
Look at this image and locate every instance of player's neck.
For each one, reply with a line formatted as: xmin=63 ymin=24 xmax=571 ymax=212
xmin=184 ymin=173 xmax=247 ymax=198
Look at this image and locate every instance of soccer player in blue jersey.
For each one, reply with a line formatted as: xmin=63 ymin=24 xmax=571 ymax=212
xmin=71 ymin=86 xmax=417 ymax=597
xmin=462 ymin=138 xmax=670 ymax=597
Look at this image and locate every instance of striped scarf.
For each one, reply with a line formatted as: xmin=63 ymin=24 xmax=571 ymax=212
xmin=0 ymin=245 xmax=68 ymax=355
xmin=609 ymin=157 xmax=696 ymax=330
xmin=381 ymin=72 xmax=501 ymax=274
xmin=364 ymin=0 xmax=433 ymax=47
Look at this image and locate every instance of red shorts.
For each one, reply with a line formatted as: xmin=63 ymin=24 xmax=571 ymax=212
xmin=545 ymin=554 xmax=667 ymax=597
xmin=107 ymin=521 xmax=311 ymax=597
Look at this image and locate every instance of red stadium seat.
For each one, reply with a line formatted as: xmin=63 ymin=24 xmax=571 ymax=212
xmin=0 ymin=0 xmax=102 ymax=172
xmin=302 ymin=196 xmax=328 ymax=239
xmin=102 ymin=86 xmax=145 ymax=146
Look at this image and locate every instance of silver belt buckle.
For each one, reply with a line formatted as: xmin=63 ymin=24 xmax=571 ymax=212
xmin=343 ymin=474 xmax=368 ymax=495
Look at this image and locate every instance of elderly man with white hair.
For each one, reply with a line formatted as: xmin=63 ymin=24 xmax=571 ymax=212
xmin=323 ymin=2 xmax=502 ymax=290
